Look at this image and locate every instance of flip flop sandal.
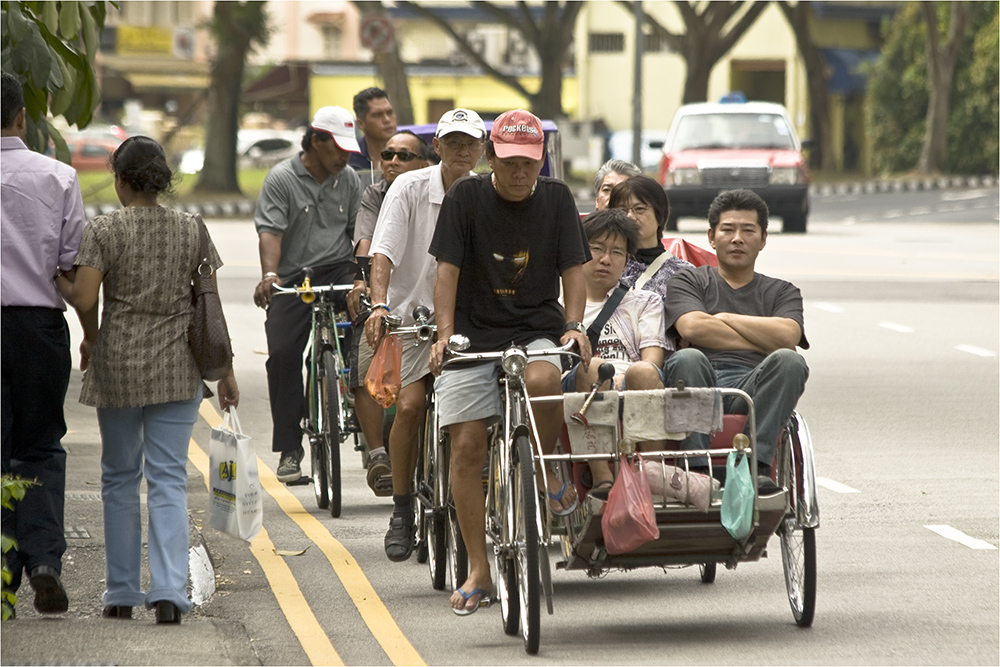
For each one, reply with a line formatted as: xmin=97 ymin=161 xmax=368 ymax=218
xmin=452 ymin=587 xmax=494 ymax=616
xmin=546 ymin=481 xmax=580 ymax=516
xmin=588 ymin=480 xmax=615 ymax=501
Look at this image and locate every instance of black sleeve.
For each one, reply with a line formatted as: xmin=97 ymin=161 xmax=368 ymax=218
xmin=554 ymin=182 xmax=590 ymax=271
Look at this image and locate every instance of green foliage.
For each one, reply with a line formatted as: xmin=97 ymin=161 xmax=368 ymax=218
xmin=866 ymin=2 xmax=999 ymax=175
xmin=1 ymin=474 xmax=35 ymax=621
xmin=0 ymin=1 xmax=115 ymax=160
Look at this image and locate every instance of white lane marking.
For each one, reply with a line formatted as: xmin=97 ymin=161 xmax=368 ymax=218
xmin=816 ymin=477 xmax=860 ymax=493
xmin=878 ymin=321 xmax=915 ymax=333
xmin=813 ymin=302 xmax=845 ymax=313
xmin=942 ymin=189 xmax=992 ymax=201
xmin=909 ymin=206 xmax=932 ymax=215
xmin=884 ymin=209 xmax=904 ymax=218
xmin=937 ymin=204 xmax=966 ymax=213
xmin=925 ymin=525 xmax=998 ymax=550
xmin=955 ymin=344 xmax=996 ymax=357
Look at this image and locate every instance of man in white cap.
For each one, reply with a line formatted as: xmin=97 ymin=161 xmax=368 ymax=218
xmin=363 ymin=108 xmax=486 ymax=562
xmin=428 ymin=109 xmax=593 ymax=615
xmin=253 ymin=105 xmax=362 ymax=482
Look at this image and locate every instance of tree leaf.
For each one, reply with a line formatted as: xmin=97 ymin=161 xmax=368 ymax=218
xmin=273 ymin=547 xmax=310 ymax=557
xmin=27 ymin=25 xmax=52 ymax=94
xmin=79 ymin=2 xmax=96 ymax=64
xmin=59 ymin=0 xmax=81 ymax=39
xmin=5 ymin=1 xmax=30 ymax=44
xmin=40 ymin=0 xmax=58 ymax=34
xmin=49 ymin=58 xmax=74 ymax=116
xmin=46 ymin=121 xmax=70 ymax=164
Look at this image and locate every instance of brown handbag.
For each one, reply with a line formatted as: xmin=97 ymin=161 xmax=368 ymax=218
xmin=188 ymin=215 xmax=234 ymax=381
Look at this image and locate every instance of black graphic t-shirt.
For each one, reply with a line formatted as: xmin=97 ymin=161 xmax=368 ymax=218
xmin=430 ymin=173 xmax=589 ymax=352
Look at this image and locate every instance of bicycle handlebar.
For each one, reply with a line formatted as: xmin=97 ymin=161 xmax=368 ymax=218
xmin=441 ymin=337 xmax=579 ymax=369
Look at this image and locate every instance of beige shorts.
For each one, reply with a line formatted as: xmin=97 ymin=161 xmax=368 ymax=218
xmin=357 ymin=332 xmax=433 ymax=390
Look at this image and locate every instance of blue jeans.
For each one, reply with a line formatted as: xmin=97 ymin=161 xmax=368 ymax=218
xmin=96 ymin=385 xmax=202 ymax=612
xmin=664 ymin=348 xmax=808 ymax=468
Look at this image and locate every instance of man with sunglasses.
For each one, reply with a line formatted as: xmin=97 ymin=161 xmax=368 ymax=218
xmin=363 ymin=109 xmax=488 ymax=562
xmin=348 ymin=130 xmax=432 ymax=496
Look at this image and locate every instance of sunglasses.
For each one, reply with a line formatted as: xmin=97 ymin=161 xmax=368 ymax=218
xmin=380 ymin=149 xmax=419 ymax=162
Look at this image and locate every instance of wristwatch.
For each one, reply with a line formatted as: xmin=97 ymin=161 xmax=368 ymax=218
xmin=563 ymin=321 xmax=586 ymax=336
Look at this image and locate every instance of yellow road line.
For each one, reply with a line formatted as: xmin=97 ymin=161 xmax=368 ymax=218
xmin=195 ymin=402 xmax=425 ymax=667
xmin=188 ymin=434 xmax=344 ymax=667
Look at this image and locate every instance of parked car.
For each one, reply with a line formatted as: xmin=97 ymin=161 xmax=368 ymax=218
xmin=178 ymin=129 xmax=302 ymax=174
xmin=607 ymin=129 xmax=669 ymax=172
xmin=656 ymin=97 xmax=812 ymax=232
xmin=43 ymin=135 xmax=122 ymax=172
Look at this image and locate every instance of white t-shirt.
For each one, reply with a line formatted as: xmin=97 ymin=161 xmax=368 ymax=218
xmin=582 ymin=287 xmax=668 ymax=377
xmin=369 ymin=164 xmax=469 ymax=324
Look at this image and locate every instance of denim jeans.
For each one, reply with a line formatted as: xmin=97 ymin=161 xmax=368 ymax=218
xmin=96 ymin=385 xmax=202 ymax=612
xmin=664 ymin=348 xmax=808 ymax=468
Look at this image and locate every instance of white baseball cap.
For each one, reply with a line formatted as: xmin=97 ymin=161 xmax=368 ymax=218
xmin=311 ymin=106 xmax=361 ymax=153
xmin=435 ymin=108 xmax=486 ymax=139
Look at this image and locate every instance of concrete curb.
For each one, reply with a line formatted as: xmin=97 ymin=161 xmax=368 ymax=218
xmin=808 ymin=174 xmax=995 ymax=197
xmin=84 ymin=199 xmax=256 ymax=221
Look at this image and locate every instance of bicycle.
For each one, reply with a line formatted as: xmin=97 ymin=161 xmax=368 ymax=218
xmin=441 ymin=335 xmax=579 ymax=655
xmin=272 ymin=269 xmax=358 ymax=517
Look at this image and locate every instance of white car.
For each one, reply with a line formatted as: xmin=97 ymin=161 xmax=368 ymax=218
xmin=178 ymin=129 xmax=302 ymax=174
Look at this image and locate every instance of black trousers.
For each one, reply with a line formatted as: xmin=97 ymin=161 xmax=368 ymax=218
xmin=1 ymin=307 xmax=71 ymax=590
xmin=264 ymin=263 xmax=355 ymax=453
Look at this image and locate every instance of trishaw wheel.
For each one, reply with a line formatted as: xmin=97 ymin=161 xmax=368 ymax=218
xmin=447 ymin=506 xmax=468 ymax=591
xmin=699 ymin=563 xmax=717 ymax=583
xmin=414 ymin=506 xmax=429 ymax=565
xmin=311 ymin=438 xmax=329 ymax=510
xmin=323 ymin=350 xmax=342 ymax=518
xmin=426 ymin=510 xmax=447 ymax=590
xmin=513 ymin=434 xmax=540 ymax=655
xmin=497 ymin=553 xmax=519 ymax=636
xmin=779 ymin=517 xmax=816 ymax=627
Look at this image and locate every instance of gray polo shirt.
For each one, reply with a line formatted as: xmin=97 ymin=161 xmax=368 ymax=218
xmin=254 ymin=152 xmax=361 ymax=281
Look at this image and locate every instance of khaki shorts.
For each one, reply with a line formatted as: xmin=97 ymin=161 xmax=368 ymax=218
xmin=357 ymin=332 xmax=433 ymax=390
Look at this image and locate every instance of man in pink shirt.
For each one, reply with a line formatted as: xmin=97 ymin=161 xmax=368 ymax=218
xmin=1 ymin=73 xmax=91 ymax=615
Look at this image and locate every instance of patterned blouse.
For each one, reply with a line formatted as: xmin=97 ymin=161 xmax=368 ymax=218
xmin=75 ymin=207 xmax=222 ymax=408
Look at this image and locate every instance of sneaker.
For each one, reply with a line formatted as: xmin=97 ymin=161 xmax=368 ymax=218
xmin=276 ymin=447 xmax=304 ymax=483
xmin=384 ymin=514 xmax=414 ymax=562
xmin=366 ymin=449 xmax=393 ymax=497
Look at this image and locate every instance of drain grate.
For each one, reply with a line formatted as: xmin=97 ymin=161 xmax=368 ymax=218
xmin=64 ymin=525 xmax=91 ymax=539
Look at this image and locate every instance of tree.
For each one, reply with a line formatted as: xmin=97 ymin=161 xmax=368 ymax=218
xmin=196 ymin=1 xmax=271 ymax=194
xmin=0 ymin=1 xmax=113 ymax=161
xmin=776 ymin=1 xmax=835 ymax=172
xmin=917 ymin=1 xmax=974 ymax=174
xmin=354 ymin=1 xmax=414 ymax=125
xmin=622 ymin=0 xmax=769 ymax=104
xmin=866 ymin=2 xmax=996 ymax=176
xmin=395 ymin=1 xmax=582 ymax=119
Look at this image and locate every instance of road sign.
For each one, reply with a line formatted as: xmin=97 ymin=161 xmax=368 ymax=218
xmin=360 ymin=14 xmax=394 ymax=53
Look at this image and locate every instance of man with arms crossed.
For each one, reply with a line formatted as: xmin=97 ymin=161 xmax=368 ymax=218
xmin=253 ymin=106 xmax=361 ymax=482
xmin=428 ymin=109 xmax=592 ymax=615
xmin=364 ymin=109 xmax=487 ymax=561
xmin=664 ymin=189 xmax=808 ymax=488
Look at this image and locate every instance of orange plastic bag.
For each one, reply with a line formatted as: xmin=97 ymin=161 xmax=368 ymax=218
xmin=365 ymin=334 xmax=402 ymax=408
xmin=601 ymin=454 xmax=660 ymax=555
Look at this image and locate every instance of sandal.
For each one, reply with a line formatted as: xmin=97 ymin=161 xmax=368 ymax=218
xmin=588 ymin=480 xmax=614 ymax=501
xmin=452 ymin=587 xmax=494 ymax=616
xmin=546 ymin=481 xmax=579 ymax=516
xmin=384 ymin=514 xmax=414 ymax=562
xmin=366 ymin=450 xmax=393 ymax=497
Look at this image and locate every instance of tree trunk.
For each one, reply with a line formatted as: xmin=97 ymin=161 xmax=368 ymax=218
xmin=532 ymin=43 xmax=565 ymax=119
xmin=681 ymin=46 xmax=712 ymax=103
xmin=917 ymin=1 xmax=973 ymax=174
xmin=356 ymin=2 xmax=414 ymax=125
xmin=777 ymin=1 xmax=836 ymax=171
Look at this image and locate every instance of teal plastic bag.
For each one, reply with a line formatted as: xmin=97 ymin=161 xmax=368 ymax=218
xmin=720 ymin=452 xmax=754 ymax=541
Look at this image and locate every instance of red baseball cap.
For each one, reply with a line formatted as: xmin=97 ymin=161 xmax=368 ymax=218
xmin=490 ymin=109 xmax=544 ymax=161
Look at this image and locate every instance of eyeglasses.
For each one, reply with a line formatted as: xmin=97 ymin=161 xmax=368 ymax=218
xmin=380 ymin=150 xmax=419 ymax=162
xmin=619 ymin=203 xmax=650 ymax=217
xmin=589 ymin=244 xmax=628 ymax=260
xmin=440 ymin=137 xmax=484 ymax=152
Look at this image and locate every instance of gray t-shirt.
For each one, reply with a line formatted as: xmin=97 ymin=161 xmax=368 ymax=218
xmin=353 ymin=179 xmax=390 ymax=246
xmin=254 ymin=153 xmax=360 ymax=281
xmin=664 ymin=265 xmax=808 ymax=368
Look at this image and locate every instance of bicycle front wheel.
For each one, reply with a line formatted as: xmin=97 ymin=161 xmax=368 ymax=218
xmin=322 ymin=349 xmax=343 ymax=518
xmin=308 ymin=362 xmax=330 ymax=510
xmin=513 ymin=434 xmax=540 ymax=655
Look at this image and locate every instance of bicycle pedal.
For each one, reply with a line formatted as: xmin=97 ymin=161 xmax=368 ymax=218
xmin=286 ymin=477 xmax=312 ymax=486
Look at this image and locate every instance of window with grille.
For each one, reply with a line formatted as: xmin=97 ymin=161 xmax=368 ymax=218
xmin=589 ymin=32 xmax=624 ymax=53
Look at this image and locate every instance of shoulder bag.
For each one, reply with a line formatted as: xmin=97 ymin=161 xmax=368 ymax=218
xmin=188 ymin=214 xmax=234 ymax=381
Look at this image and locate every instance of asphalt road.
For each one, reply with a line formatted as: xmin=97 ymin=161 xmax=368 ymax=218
xmin=63 ymin=186 xmax=1000 ymax=665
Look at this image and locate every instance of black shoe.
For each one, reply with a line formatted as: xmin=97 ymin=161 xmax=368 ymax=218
xmin=384 ymin=515 xmax=414 ymax=562
xmin=102 ymin=605 xmax=133 ymax=619
xmin=276 ymin=446 xmax=304 ymax=483
xmin=154 ymin=600 xmax=181 ymax=624
xmin=28 ymin=565 xmax=68 ymax=614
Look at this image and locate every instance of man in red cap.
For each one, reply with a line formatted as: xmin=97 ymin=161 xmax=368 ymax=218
xmin=428 ymin=109 xmax=593 ymax=615
xmin=253 ymin=106 xmax=362 ymax=482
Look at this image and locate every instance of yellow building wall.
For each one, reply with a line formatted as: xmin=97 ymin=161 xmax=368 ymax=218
xmin=310 ymin=72 xmax=578 ymax=124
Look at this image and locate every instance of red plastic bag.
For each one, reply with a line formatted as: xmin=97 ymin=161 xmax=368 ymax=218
xmin=601 ymin=454 xmax=660 ymax=554
xmin=662 ymin=237 xmax=718 ymax=268
xmin=365 ymin=333 xmax=401 ymax=408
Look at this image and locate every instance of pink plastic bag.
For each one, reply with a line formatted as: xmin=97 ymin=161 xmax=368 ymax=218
xmin=601 ymin=455 xmax=660 ymax=555
xmin=365 ymin=333 xmax=401 ymax=408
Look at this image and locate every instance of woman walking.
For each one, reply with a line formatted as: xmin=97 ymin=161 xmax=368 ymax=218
xmin=57 ymin=136 xmax=238 ymax=624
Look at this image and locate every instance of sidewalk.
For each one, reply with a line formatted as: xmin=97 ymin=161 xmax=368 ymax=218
xmin=1 ymin=369 xmax=259 ymax=666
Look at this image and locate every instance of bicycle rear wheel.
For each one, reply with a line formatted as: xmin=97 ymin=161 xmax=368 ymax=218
xmin=513 ymin=434 xmax=540 ymax=655
xmin=322 ymin=350 xmax=343 ymax=518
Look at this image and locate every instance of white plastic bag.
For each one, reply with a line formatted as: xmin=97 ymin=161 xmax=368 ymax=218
xmin=209 ymin=409 xmax=262 ymax=542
